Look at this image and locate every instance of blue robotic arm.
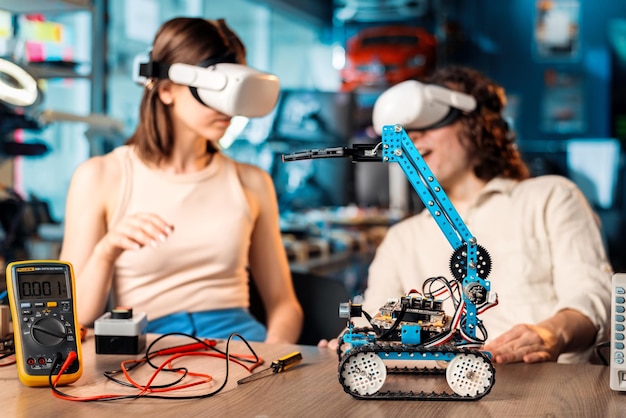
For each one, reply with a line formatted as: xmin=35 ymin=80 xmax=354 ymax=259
xmin=282 ymin=124 xmax=495 ymax=340
xmin=380 ymin=125 xmax=492 ymax=339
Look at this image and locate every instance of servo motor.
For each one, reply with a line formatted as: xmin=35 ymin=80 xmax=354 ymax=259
xmin=94 ymin=307 xmax=147 ymax=355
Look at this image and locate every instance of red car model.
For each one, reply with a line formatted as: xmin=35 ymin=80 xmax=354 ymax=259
xmin=341 ymin=25 xmax=437 ymax=91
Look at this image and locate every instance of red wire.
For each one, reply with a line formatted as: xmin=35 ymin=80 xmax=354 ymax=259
xmin=122 ymin=353 xmax=211 ymax=395
xmin=0 ymin=356 xmax=16 ymax=366
xmin=53 ymin=352 xmax=77 ymax=386
xmin=122 ymin=351 xmax=264 ymax=394
xmin=51 ymin=342 xmax=264 ymax=401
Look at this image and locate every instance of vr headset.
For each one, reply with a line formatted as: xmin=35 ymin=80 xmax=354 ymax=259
xmin=135 ymin=52 xmax=280 ymax=118
xmin=372 ymin=79 xmax=477 ymax=135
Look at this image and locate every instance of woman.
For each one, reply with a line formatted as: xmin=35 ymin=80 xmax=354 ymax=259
xmin=60 ymin=17 xmax=302 ymax=343
xmin=322 ymin=66 xmax=612 ymax=363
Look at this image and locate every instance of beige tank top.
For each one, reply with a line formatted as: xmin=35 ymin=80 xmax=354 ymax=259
xmin=108 ymin=146 xmax=253 ymax=320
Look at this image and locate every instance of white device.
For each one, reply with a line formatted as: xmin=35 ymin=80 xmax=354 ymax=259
xmin=372 ymin=79 xmax=477 ymax=135
xmin=136 ymin=54 xmax=280 ymax=118
xmin=94 ymin=308 xmax=147 ymax=355
xmin=610 ymin=273 xmax=626 ymax=391
xmin=0 ymin=57 xmax=41 ymax=108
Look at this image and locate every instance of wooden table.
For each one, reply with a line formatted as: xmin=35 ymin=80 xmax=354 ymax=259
xmin=1 ymin=335 xmax=626 ymax=417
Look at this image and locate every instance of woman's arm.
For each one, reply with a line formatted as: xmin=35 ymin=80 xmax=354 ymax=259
xmin=60 ymin=156 xmax=117 ymax=325
xmin=239 ymin=164 xmax=303 ymax=344
xmin=60 ymin=156 xmax=174 ymax=326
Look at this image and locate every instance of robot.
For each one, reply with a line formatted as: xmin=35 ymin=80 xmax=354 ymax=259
xmin=281 ymin=80 xmax=499 ymax=400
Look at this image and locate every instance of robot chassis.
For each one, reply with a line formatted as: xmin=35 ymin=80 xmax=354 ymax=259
xmin=283 ymin=125 xmax=498 ymax=400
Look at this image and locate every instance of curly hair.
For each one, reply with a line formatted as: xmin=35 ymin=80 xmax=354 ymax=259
xmin=427 ymin=66 xmax=530 ymax=181
xmin=127 ymin=17 xmax=246 ymax=164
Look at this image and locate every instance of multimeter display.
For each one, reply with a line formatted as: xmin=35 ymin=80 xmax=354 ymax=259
xmin=17 ymin=272 xmax=69 ymax=300
xmin=6 ymin=260 xmax=83 ymax=387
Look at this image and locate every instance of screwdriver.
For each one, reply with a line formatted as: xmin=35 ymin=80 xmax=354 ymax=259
xmin=237 ymin=351 xmax=303 ymax=384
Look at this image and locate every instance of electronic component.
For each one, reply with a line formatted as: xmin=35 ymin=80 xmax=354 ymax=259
xmin=237 ymin=351 xmax=303 ymax=384
xmin=5 ymin=260 xmax=83 ymax=386
xmin=94 ymin=307 xmax=147 ymax=355
xmin=610 ymin=273 xmax=626 ymax=391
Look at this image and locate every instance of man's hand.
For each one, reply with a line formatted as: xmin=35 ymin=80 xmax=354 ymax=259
xmin=483 ymin=323 xmax=564 ymax=363
xmin=483 ymin=309 xmax=596 ymax=364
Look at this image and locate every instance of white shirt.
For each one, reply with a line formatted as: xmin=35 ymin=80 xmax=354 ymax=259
xmin=362 ymin=175 xmax=613 ymax=363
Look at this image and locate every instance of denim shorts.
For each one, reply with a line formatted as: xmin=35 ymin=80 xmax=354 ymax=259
xmin=146 ymin=308 xmax=267 ymax=342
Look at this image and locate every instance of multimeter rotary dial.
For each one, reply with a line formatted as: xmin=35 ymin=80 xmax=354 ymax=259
xmin=31 ymin=317 xmax=67 ymax=346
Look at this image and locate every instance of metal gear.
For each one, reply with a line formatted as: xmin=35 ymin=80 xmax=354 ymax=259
xmin=449 ymin=244 xmax=492 ymax=280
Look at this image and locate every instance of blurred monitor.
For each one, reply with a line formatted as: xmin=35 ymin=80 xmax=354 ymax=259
xmin=271 ymin=89 xmax=354 ymax=143
xmin=223 ymin=90 xmax=358 ymax=211
xmin=519 ymin=140 xmax=569 ymax=178
xmin=268 ymin=90 xmax=357 ymax=211
xmin=520 ymin=138 xmax=622 ymax=210
xmin=566 ymin=138 xmax=622 ymax=210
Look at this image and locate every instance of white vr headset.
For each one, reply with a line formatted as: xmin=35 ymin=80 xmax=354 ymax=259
xmin=372 ymin=79 xmax=477 ymax=135
xmin=135 ymin=52 xmax=280 ymax=118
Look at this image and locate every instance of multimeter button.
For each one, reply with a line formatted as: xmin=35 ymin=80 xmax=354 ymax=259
xmin=20 ymin=302 xmax=31 ymax=308
xmin=47 ymin=301 xmax=58 ymax=308
xmin=34 ymin=302 xmax=45 ymax=308
xmin=617 ymin=352 xmax=624 ymax=358
xmin=618 ymin=324 xmax=626 ymax=332
xmin=617 ymin=315 xmax=625 ymax=322
xmin=616 ymin=342 xmax=625 ymax=349
xmin=617 ymin=297 xmax=626 ymax=304
xmin=618 ymin=287 xmax=626 ymax=294
xmin=616 ymin=333 xmax=625 ymax=341
xmin=616 ymin=358 xmax=624 ymax=364
xmin=617 ymin=306 xmax=626 ymax=313
xmin=22 ymin=310 xmax=32 ymax=315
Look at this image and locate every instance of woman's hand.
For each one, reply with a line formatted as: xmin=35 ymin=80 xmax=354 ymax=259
xmin=318 ymin=338 xmax=339 ymax=350
xmin=96 ymin=212 xmax=174 ymax=261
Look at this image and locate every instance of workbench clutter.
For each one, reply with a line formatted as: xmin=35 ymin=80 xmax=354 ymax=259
xmin=50 ymin=333 xmax=270 ymax=402
xmin=9 ymin=328 xmax=303 ymax=402
xmin=2 ymin=259 xmax=304 ymax=400
xmin=280 ymin=205 xmax=395 ymax=263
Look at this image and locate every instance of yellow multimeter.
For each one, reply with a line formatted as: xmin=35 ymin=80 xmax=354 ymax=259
xmin=6 ymin=260 xmax=83 ymax=386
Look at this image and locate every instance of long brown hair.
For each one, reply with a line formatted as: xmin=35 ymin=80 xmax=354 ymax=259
xmin=428 ymin=66 xmax=530 ymax=181
xmin=127 ymin=17 xmax=245 ymax=164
